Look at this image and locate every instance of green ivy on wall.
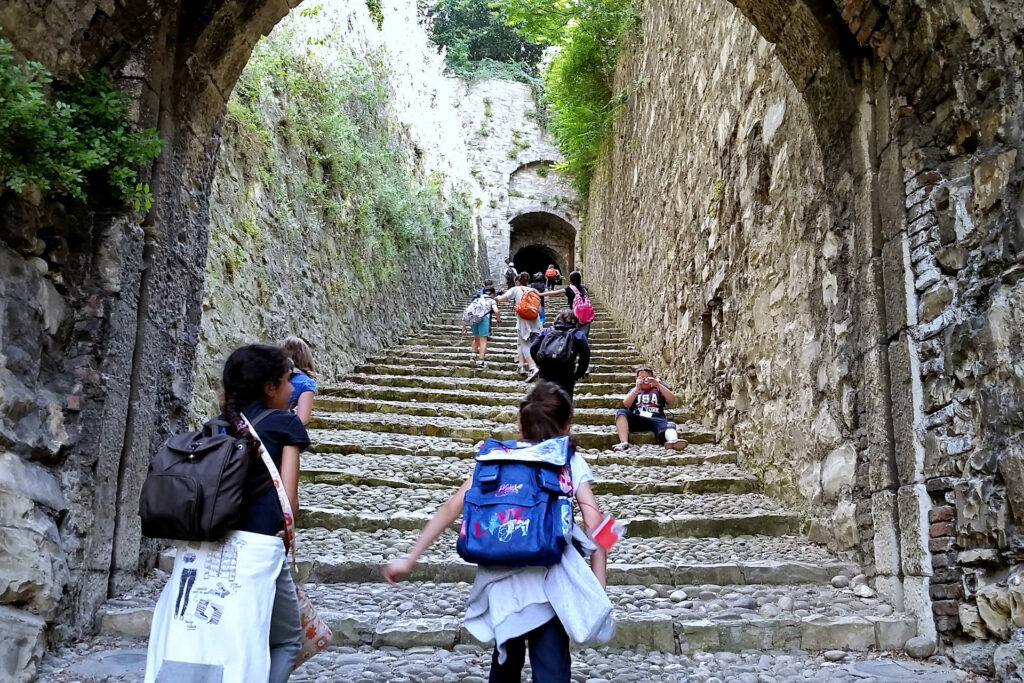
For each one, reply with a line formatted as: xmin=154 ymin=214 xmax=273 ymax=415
xmin=496 ymin=0 xmax=639 ymax=199
xmin=0 ymin=36 xmax=163 ymax=210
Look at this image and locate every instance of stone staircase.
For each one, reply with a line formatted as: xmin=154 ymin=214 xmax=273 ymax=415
xmin=93 ymin=297 xmax=929 ymax=679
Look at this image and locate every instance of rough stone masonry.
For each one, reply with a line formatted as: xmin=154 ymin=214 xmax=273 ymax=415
xmin=585 ymin=0 xmax=1024 ymax=674
xmin=1 ymin=0 xmax=1024 ymax=679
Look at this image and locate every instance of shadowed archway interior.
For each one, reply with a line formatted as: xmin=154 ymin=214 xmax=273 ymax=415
xmin=508 ymin=211 xmax=576 ymax=281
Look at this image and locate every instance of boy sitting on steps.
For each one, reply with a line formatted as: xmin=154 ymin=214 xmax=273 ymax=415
xmin=612 ymin=365 xmax=688 ymax=452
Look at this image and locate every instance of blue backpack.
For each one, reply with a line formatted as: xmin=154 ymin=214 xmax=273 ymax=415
xmin=457 ymin=437 xmax=574 ymax=567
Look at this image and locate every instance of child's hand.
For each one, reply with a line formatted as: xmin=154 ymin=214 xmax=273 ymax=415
xmin=382 ymin=557 xmax=414 ymax=584
xmin=635 ymin=377 xmax=646 ymax=390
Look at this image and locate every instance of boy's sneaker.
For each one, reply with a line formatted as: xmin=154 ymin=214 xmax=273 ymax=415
xmin=525 ymin=367 xmax=540 ymax=383
xmin=611 ymin=441 xmax=630 ymax=452
xmin=665 ymin=439 xmax=689 ymax=451
xmin=479 ymin=360 xmax=488 ymax=369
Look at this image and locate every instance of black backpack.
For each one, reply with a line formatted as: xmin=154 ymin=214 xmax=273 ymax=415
xmin=138 ymin=409 xmax=272 ymax=541
xmin=535 ymin=327 xmax=577 ymax=370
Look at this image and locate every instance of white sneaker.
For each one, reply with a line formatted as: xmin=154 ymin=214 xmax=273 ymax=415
xmin=525 ymin=367 xmax=540 ymax=383
xmin=611 ymin=442 xmax=630 ymax=452
xmin=479 ymin=360 xmax=487 ymax=369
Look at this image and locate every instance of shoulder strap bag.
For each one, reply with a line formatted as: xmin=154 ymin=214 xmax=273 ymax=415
xmin=241 ymin=413 xmax=332 ymax=669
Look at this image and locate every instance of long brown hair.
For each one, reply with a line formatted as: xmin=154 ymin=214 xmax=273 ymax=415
xmin=282 ymin=335 xmax=317 ymax=379
xmin=518 ymin=381 xmax=573 ymax=442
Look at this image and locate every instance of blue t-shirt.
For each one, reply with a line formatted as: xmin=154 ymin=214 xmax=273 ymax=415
xmin=234 ymin=401 xmax=311 ymax=536
xmin=630 ymin=383 xmax=669 ymax=417
xmin=289 ymin=371 xmax=317 ymax=409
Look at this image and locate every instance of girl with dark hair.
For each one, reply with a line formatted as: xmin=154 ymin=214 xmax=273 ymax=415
xmin=221 ymin=344 xmax=310 ymax=681
xmin=383 ymin=382 xmax=609 ymax=682
xmin=530 ymin=310 xmax=591 ymax=399
xmin=564 ymin=271 xmax=593 ymax=338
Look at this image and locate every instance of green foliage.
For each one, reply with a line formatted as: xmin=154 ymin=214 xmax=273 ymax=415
xmin=223 ymin=30 xmax=474 ymax=287
xmin=0 ymin=36 xmax=163 ymax=206
xmin=365 ymin=0 xmax=385 ymax=29
xmin=495 ymin=0 xmax=639 ymax=198
xmin=422 ymin=0 xmax=543 ymax=72
xmin=535 ymin=164 xmax=549 ymax=178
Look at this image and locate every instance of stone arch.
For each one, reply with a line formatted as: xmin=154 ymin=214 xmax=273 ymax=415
xmin=509 ymin=210 xmax=577 ymax=277
xmin=2 ymin=0 xmax=1014 ymax=656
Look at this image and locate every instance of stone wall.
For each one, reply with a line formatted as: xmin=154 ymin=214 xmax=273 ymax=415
xmin=585 ymin=0 xmax=860 ymax=553
xmin=191 ymin=0 xmax=483 ymax=416
xmin=583 ymin=0 xmax=1024 ymax=670
xmin=454 ymin=79 xmax=580 ymax=281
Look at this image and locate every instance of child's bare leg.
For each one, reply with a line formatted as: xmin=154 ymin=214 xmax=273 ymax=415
xmin=478 ymin=337 xmax=488 ymax=359
xmin=615 ymin=414 xmax=630 ymax=443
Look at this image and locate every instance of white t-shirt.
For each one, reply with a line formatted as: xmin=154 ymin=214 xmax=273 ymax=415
xmin=512 ymin=440 xmax=594 ymax=498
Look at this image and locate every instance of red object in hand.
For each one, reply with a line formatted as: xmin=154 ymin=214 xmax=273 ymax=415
xmin=592 ymin=514 xmax=624 ymax=551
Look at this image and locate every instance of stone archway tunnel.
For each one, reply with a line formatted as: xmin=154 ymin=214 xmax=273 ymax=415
xmin=2 ymin=0 xmax=1024 ymax=678
xmin=509 ymin=210 xmax=577 ymax=279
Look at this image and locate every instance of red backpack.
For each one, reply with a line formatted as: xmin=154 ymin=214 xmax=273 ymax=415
xmin=514 ymin=288 xmax=542 ymax=320
xmin=571 ymin=285 xmax=595 ymax=324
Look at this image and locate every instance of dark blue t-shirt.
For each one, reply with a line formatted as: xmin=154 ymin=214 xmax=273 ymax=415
xmin=234 ymin=401 xmax=311 ymax=536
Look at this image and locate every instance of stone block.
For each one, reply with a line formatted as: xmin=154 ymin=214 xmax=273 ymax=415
xmin=822 ymin=444 xmax=856 ymax=502
xmin=872 ymin=491 xmax=901 ymax=574
xmin=327 ymin=611 xmax=377 ymax=646
xmin=97 ymin=604 xmax=154 ymax=638
xmin=0 ymin=488 xmax=67 ymax=619
xmin=372 ymin=617 xmax=459 ymax=649
xmin=903 ymin=575 xmax=937 ymax=643
xmin=611 ymin=615 xmax=675 ymax=653
xmin=799 ymin=616 xmax=875 ymax=651
xmin=870 ymin=616 xmax=916 ymax=650
xmin=953 ymin=639 xmax=996 ymax=676
xmin=878 ymin=142 xmax=906 ymax=242
xmin=0 ymin=606 xmax=46 ymax=683
xmin=677 ymin=620 xmax=720 ymax=654
xmin=875 ymin=575 xmax=904 ymax=610
xmin=881 ymin=235 xmax=911 ymax=338
xmin=897 ymin=484 xmax=933 ymax=576
xmin=888 ymin=334 xmax=923 ymax=485
xmin=972 ymin=150 xmax=1016 ymax=211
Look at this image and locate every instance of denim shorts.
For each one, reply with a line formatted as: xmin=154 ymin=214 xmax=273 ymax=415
xmin=470 ymin=316 xmax=491 ymax=337
xmin=615 ymin=409 xmax=675 ymax=443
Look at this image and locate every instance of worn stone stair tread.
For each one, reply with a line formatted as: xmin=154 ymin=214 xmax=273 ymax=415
xmin=98 ymin=581 xmax=915 ymax=653
xmin=319 ymin=382 xmax=640 ymax=408
xmin=338 ymin=373 xmax=628 ymax=397
xmin=353 ymin=363 xmax=637 ymax=382
xmin=299 ymin=452 xmax=756 ymax=494
xmin=312 ymin=399 xmax=697 ymax=425
xmin=306 ymin=417 xmax=715 ymax=450
xmin=297 ymin=483 xmax=802 ymax=537
xmin=374 ymin=348 xmax=647 ymax=364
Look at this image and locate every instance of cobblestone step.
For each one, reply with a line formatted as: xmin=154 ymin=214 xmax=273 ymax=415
xmin=299 ymin=452 xmax=756 ymax=495
xmin=297 ymin=483 xmax=802 ymax=538
xmin=403 ymin=337 xmax=637 ymax=353
xmin=306 ymin=417 xmax=716 ymax=450
xmin=283 ymin=528 xmax=854 ymax=587
xmin=319 ymin=382 xmax=644 ymax=409
xmin=312 ymin=399 xmax=697 ymax=425
xmin=353 ymin=362 xmax=637 ymax=383
xmin=338 ymin=373 xmax=627 ymax=397
xmin=309 ymin=430 xmax=736 ymax=466
xmin=97 ymin=581 xmax=914 ymax=655
xmin=40 ymin=638 xmax=972 ymax=683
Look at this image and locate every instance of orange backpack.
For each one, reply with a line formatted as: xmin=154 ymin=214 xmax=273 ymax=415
xmin=545 ymin=267 xmax=557 ymax=279
xmin=514 ymin=287 xmax=541 ymax=320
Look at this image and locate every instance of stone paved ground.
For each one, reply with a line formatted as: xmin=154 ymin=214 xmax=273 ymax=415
xmin=42 ymin=300 xmax=985 ymax=681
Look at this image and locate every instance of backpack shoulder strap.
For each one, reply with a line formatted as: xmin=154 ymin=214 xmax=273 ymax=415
xmin=248 ymin=407 xmax=275 ymax=428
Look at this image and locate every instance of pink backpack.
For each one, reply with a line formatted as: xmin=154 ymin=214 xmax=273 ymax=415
xmin=570 ymin=285 xmax=594 ymax=324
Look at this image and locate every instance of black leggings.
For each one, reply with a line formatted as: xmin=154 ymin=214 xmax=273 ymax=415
xmin=489 ymin=617 xmax=570 ymax=683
